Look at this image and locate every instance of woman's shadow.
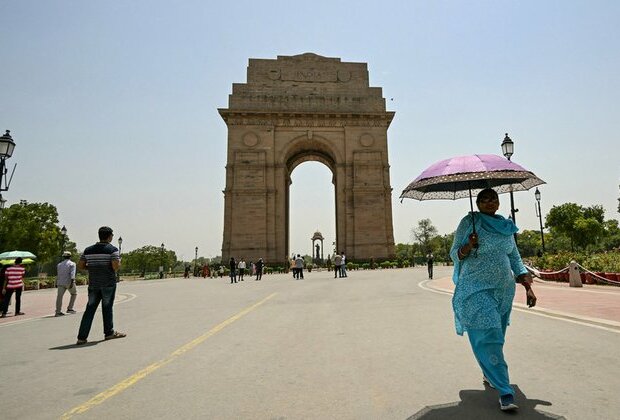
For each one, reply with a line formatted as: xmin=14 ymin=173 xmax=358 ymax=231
xmin=407 ymin=385 xmax=566 ymax=420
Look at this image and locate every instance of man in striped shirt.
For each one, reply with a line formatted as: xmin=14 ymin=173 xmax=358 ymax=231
xmin=75 ymin=226 xmax=126 ymax=345
xmin=1 ymin=257 xmax=26 ymax=317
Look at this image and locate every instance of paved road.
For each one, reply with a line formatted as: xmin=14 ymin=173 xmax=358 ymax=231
xmin=1 ymin=267 xmax=618 ymax=419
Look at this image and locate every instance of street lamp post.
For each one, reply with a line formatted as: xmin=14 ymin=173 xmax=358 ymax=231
xmin=0 ymin=130 xmax=17 ymax=199
xmin=194 ymin=246 xmax=198 ymax=277
xmin=535 ymin=188 xmax=546 ymax=254
xmin=117 ymin=236 xmax=123 ymax=282
xmin=501 ymin=133 xmax=519 ymax=243
xmin=60 ymin=225 xmax=67 ymax=255
xmin=160 ymin=243 xmax=165 ymax=279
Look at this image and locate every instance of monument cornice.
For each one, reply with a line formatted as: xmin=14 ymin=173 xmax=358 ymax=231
xmin=218 ymin=109 xmax=395 ymax=128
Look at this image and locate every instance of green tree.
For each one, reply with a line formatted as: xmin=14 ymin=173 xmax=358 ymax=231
xmin=545 ymin=202 xmax=618 ymax=251
xmin=583 ymin=205 xmax=605 ymax=224
xmin=545 ymin=203 xmax=584 ymax=251
xmin=601 ymin=219 xmax=620 ymax=250
xmin=573 ymin=217 xmax=604 ymax=249
xmin=121 ymin=245 xmax=178 ymax=275
xmin=517 ymin=230 xmax=543 ymax=257
xmin=394 ymin=243 xmax=412 ymax=263
xmin=0 ymin=201 xmax=69 ymax=270
xmin=411 ymin=218 xmax=438 ymax=253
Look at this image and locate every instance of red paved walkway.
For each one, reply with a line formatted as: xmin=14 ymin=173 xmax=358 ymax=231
xmin=0 ymin=285 xmax=130 ymax=326
xmin=428 ymin=276 xmax=620 ymax=328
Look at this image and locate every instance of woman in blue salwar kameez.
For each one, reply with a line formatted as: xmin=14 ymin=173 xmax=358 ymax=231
xmin=450 ymin=188 xmax=537 ymax=411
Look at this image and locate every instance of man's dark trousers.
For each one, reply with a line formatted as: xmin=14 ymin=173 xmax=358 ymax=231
xmin=77 ymin=285 xmax=116 ymax=340
xmin=1 ymin=288 xmax=22 ymax=314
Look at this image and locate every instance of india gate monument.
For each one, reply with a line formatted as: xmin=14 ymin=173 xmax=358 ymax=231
xmin=219 ymin=53 xmax=396 ymax=264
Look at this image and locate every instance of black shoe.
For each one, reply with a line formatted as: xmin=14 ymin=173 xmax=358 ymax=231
xmin=67 ymin=309 xmax=76 ymax=314
xmin=55 ymin=312 xmax=65 ymax=317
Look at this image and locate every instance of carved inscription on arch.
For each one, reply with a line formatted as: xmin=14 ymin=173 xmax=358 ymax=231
xmin=281 ymin=68 xmax=337 ymax=82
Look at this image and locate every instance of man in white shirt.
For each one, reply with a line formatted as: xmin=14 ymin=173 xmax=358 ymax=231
xmin=340 ymin=252 xmax=348 ymax=278
xmin=56 ymin=251 xmax=77 ymax=316
xmin=238 ymin=258 xmax=247 ymax=281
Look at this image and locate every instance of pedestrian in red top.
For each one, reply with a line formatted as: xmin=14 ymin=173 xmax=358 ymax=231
xmin=1 ymin=257 xmax=27 ymax=317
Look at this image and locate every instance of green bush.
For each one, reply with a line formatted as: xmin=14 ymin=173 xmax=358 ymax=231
xmin=530 ymin=250 xmax=620 ymax=272
xmin=380 ymin=261 xmax=392 ymax=269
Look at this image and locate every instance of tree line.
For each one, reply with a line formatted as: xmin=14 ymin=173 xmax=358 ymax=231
xmin=1 ymin=199 xmax=618 ymax=275
xmin=401 ymin=202 xmax=620 ymax=261
xmin=0 ymin=201 xmax=213 ymax=276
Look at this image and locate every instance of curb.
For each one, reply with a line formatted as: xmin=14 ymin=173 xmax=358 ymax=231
xmin=421 ymin=279 xmax=620 ymax=333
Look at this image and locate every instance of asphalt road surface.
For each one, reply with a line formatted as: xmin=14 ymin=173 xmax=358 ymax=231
xmin=1 ymin=267 xmax=618 ymax=419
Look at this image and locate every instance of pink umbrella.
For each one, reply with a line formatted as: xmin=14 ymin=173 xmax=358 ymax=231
xmin=400 ymin=154 xmax=545 ymax=235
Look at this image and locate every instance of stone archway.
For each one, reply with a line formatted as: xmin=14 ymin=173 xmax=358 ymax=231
xmin=219 ymin=53 xmax=396 ymax=264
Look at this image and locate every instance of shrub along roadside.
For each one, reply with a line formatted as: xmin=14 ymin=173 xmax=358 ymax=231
xmin=528 ymin=251 xmax=620 ymax=272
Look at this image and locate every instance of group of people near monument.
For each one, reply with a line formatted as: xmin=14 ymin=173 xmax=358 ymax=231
xmin=290 ymin=254 xmax=305 ymax=279
xmin=227 ymin=257 xmax=264 ymax=283
xmin=332 ymin=252 xmax=348 ymax=278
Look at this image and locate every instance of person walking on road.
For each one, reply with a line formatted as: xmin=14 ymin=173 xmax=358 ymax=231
xmin=255 ymin=258 xmax=264 ymax=281
xmin=1 ymin=257 xmax=26 ymax=318
xmin=290 ymin=255 xmax=297 ymax=279
xmin=229 ymin=257 xmax=238 ymax=284
xmin=340 ymin=252 xmax=347 ymax=278
xmin=238 ymin=258 xmax=246 ymax=281
xmin=75 ymin=226 xmax=126 ymax=345
xmin=295 ymin=254 xmax=304 ymax=279
xmin=450 ymin=189 xmax=537 ymax=411
xmin=55 ymin=251 xmax=77 ymax=317
xmin=333 ymin=253 xmax=342 ymax=278
xmin=426 ymin=252 xmax=434 ymax=279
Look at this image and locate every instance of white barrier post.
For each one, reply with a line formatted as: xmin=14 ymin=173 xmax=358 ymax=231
xmin=569 ymin=260 xmax=583 ymax=287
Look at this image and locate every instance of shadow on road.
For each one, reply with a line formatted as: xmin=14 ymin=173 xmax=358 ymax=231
xmin=407 ymin=385 xmax=566 ymax=420
xmin=49 ymin=340 xmax=104 ymax=350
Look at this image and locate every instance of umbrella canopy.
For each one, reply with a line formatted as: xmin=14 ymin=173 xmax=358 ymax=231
xmin=400 ymin=154 xmax=545 ymax=201
xmin=0 ymin=258 xmax=35 ymax=265
xmin=0 ymin=250 xmax=37 ymax=259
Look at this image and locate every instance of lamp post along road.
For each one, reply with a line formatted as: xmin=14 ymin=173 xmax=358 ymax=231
xmin=160 ymin=243 xmax=165 ymax=279
xmin=194 ymin=246 xmax=198 ymax=277
xmin=118 ymin=236 xmax=123 ymax=281
xmin=60 ymin=225 xmax=67 ymax=260
xmin=501 ymin=133 xmax=519 ymax=244
xmin=535 ymin=188 xmax=546 ymax=253
xmin=0 ymin=130 xmax=17 ymax=205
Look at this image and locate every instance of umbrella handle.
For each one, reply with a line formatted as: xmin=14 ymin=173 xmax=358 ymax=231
xmin=469 ymin=187 xmax=479 ymax=254
xmin=469 ymin=187 xmax=477 ymax=236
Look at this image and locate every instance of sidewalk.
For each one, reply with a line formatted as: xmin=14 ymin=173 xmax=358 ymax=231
xmin=0 ymin=285 xmax=130 ymax=326
xmin=427 ymin=276 xmax=620 ymax=329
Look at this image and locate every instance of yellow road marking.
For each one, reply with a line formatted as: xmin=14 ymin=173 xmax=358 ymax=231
xmin=61 ymin=292 xmax=277 ymax=419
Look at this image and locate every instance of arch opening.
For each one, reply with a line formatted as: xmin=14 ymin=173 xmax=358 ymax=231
xmin=286 ymin=157 xmax=335 ymax=265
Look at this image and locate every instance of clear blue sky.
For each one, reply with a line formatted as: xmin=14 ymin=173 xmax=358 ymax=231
xmin=2 ymin=1 xmax=619 ymax=260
